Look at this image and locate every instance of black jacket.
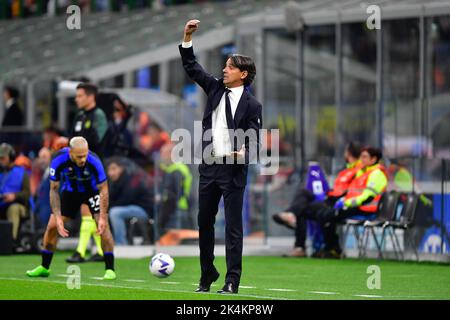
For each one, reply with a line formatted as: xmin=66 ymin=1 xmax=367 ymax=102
xmin=70 ymin=107 xmax=108 ymax=156
xmin=109 ymin=171 xmax=153 ymax=218
xmin=2 ymin=101 xmax=24 ymax=127
xmin=179 ymin=44 xmax=263 ymax=187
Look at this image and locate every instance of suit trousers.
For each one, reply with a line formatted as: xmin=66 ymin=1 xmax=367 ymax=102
xmin=197 ymin=163 xmax=245 ymax=286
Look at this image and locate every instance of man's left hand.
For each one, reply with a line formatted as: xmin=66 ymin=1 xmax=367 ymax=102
xmin=231 ymin=145 xmax=245 ymax=160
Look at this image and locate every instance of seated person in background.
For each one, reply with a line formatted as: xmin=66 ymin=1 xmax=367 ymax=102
xmin=296 ymin=146 xmax=387 ymax=259
xmin=33 ymin=147 xmax=53 ymax=227
xmin=32 ymin=140 xmax=69 ymax=228
xmin=273 ymin=142 xmax=361 ymax=257
xmin=107 ymin=158 xmax=153 ymax=245
xmin=0 ymin=143 xmax=30 ymax=244
xmin=157 ymin=143 xmax=193 ymax=234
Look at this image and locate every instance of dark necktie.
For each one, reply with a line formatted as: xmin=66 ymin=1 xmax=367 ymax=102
xmin=225 ymin=89 xmax=234 ymax=130
xmin=224 ymin=89 xmax=236 ymax=152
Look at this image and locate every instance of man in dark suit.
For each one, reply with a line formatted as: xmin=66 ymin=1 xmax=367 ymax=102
xmin=2 ymin=86 xmax=24 ymax=127
xmin=179 ymin=19 xmax=262 ymax=294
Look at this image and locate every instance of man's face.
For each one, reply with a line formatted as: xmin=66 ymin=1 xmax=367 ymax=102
xmin=360 ymin=151 xmax=376 ymax=168
xmin=107 ymin=163 xmax=123 ymax=182
xmin=69 ymin=147 xmax=88 ymax=167
xmin=75 ymin=89 xmax=94 ymax=110
xmin=223 ymin=58 xmax=247 ymax=88
xmin=113 ymin=100 xmax=126 ymax=122
xmin=2 ymin=90 xmax=10 ymax=102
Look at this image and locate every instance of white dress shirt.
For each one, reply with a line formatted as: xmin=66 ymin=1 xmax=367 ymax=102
xmin=5 ymin=99 xmax=14 ymax=109
xmin=211 ymin=85 xmax=244 ymax=157
xmin=182 ymin=40 xmax=244 ymax=157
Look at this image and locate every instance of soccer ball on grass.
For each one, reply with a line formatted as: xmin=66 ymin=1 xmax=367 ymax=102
xmin=150 ymin=253 xmax=175 ymax=278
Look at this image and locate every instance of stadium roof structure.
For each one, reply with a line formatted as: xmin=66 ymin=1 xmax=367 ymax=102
xmin=2 ymin=0 xmax=450 ymax=84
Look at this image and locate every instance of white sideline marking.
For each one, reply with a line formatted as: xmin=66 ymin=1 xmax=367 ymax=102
xmin=190 ymin=283 xmax=217 ymax=287
xmin=266 ymin=288 xmax=297 ymax=292
xmin=190 ymin=284 xmax=255 ymax=289
xmin=124 ymin=279 xmax=146 ymax=283
xmin=160 ymin=281 xmax=180 ymax=284
xmin=90 ymin=277 xmax=104 ymax=280
xmin=309 ymin=291 xmax=339 ymax=295
xmin=354 ymin=294 xmax=383 ymax=298
xmin=0 ymin=277 xmax=291 ymax=300
xmin=56 ymin=274 xmax=70 ymax=278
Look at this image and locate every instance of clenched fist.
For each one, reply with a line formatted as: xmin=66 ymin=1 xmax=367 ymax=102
xmin=184 ymin=19 xmax=200 ymax=35
xmin=183 ymin=19 xmax=200 ymax=43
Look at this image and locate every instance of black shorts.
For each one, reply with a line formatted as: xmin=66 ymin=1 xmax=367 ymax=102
xmin=58 ymin=191 xmax=101 ymax=219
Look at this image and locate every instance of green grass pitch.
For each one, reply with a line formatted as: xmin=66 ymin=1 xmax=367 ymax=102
xmin=0 ymin=253 xmax=449 ymax=300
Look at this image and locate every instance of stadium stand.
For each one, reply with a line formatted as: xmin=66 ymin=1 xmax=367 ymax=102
xmin=0 ymin=0 xmax=279 ymax=83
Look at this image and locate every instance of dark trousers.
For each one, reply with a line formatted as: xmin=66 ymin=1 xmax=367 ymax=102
xmin=286 ymin=188 xmax=315 ymax=248
xmin=301 ymin=202 xmax=370 ymax=252
xmin=198 ymin=164 xmax=245 ymax=286
xmin=286 ymin=188 xmax=368 ymax=251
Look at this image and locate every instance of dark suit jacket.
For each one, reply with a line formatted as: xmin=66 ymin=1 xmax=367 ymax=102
xmin=2 ymin=101 xmax=24 ymax=127
xmin=179 ymin=45 xmax=262 ymax=187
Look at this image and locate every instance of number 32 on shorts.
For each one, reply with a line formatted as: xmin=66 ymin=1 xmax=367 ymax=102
xmin=88 ymin=195 xmax=100 ymax=213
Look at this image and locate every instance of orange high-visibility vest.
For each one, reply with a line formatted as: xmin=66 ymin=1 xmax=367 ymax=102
xmin=344 ymin=164 xmax=387 ymax=213
xmin=327 ymin=163 xmax=361 ymax=197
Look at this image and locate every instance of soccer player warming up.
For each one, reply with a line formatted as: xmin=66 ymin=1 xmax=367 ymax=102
xmin=26 ymin=137 xmax=116 ymax=280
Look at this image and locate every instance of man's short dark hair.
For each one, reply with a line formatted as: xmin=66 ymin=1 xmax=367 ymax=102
xmin=229 ymin=54 xmax=256 ymax=86
xmin=4 ymin=86 xmax=19 ymax=99
xmin=361 ymin=146 xmax=383 ymax=163
xmin=345 ymin=141 xmax=361 ymax=159
xmin=76 ymin=83 xmax=98 ymax=96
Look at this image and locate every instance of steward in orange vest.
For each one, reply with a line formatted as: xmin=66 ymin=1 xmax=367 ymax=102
xmin=341 ymin=163 xmax=387 ymax=212
xmin=327 ymin=160 xmax=362 ymax=199
xmin=322 ymin=147 xmax=387 ymax=257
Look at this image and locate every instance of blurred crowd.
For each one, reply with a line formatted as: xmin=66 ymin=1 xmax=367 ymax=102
xmin=1 ymin=0 xmax=232 ymax=20
xmin=0 ymin=84 xmax=194 ymax=252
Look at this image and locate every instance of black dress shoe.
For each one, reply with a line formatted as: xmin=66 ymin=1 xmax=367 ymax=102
xmin=195 ymin=271 xmax=220 ymax=292
xmin=217 ymin=282 xmax=238 ymax=294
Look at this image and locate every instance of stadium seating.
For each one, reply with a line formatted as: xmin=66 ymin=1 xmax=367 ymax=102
xmin=0 ymin=0 xmax=279 ymax=83
xmin=126 ymin=216 xmax=155 ymax=245
xmin=340 ymin=191 xmax=398 ymax=258
xmin=360 ymin=191 xmax=400 ymax=259
xmin=379 ymin=193 xmax=421 ymax=261
xmin=341 ymin=192 xmax=421 ymax=261
xmin=16 ymin=209 xmax=45 ymax=253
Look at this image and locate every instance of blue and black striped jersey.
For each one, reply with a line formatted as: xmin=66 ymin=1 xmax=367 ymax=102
xmin=49 ymin=147 xmax=107 ymax=193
